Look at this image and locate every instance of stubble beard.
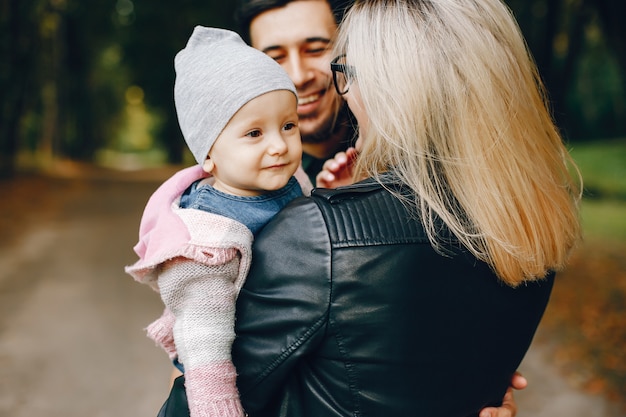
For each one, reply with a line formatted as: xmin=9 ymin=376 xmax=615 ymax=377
xmin=300 ymin=102 xmax=352 ymax=145
xmin=300 ymin=114 xmax=337 ymax=144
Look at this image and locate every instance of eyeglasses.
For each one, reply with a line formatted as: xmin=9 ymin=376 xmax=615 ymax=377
xmin=330 ymin=54 xmax=355 ymax=95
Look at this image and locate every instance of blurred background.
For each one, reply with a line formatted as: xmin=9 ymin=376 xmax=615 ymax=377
xmin=0 ymin=0 xmax=625 ymax=416
xmin=1 ymin=0 xmax=625 ymax=173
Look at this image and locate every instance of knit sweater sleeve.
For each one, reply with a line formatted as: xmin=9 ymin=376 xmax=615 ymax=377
xmin=125 ymin=168 xmax=253 ymax=417
xmin=158 ymin=254 xmax=245 ymax=417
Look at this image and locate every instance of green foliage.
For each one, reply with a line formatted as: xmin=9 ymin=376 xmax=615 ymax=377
xmin=570 ymin=138 xmax=626 ymax=199
xmin=566 ymin=20 xmax=626 ymax=140
xmin=506 ymin=0 xmax=626 ymax=141
xmin=568 ymin=138 xmax=626 ymax=243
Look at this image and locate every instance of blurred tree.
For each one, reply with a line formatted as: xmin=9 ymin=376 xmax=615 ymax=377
xmin=0 ymin=0 xmax=127 ymax=176
xmin=592 ymin=0 xmax=626 ymax=137
xmin=1 ymin=0 xmax=624 ymax=177
xmin=58 ymin=1 xmax=121 ymax=160
xmin=0 ymin=0 xmax=40 ymax=176
xmin=40 ymin=0 xmax=128 ymax=161
xmin=594 ymin=0 xmax=626 ymax=76
xmin=506 ymin=0 xmax=626 ymax=141
xmin=119 ymin=0 xmax=238 ymax=164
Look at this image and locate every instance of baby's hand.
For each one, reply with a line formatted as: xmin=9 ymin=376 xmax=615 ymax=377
xmin=316 ymin=147 xmax=359 ymax=188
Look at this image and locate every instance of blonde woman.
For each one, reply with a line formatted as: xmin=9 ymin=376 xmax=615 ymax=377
xmin=163 ymin=0 xmax=581 ymax=416
xmin=318 ymin=0 xmax=581 ymax=287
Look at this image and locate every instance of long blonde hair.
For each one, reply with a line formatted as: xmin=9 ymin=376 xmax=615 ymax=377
xmin=337 ymin=0 xmax=582 ymax=286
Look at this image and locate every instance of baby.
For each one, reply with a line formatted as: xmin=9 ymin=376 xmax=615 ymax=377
xmin=125 ymin=26 xmax=311 ymax=417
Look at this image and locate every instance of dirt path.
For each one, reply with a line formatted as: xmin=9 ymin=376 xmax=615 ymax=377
xmin=517 ymin=331 xmax=624 ymax=417
xmin=0 ymin=172 xmax=174 ymax=416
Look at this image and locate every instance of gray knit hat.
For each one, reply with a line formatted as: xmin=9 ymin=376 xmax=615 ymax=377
xmin=174 ymin=26 xmax=297 ymax=164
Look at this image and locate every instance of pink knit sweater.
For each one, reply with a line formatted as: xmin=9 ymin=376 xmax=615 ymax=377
xmin=126 ymin=165 xmax=252 ymax=417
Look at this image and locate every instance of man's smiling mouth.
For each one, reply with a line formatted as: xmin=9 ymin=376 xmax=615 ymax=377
xmin=298 ymin=92 xmax=322 ymax=106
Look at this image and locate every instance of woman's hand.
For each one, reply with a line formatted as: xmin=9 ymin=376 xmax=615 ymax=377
xmin=315 ymin=147 xmax=359 ymax=188
xmin=479 ymin=372 xmax=528 ymax=417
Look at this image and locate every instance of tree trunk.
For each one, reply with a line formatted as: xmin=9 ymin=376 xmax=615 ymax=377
xmin=0 ymin=0 xmax=32 ymax=176
xmin=593 ymin=0 xmax=626 ymax=79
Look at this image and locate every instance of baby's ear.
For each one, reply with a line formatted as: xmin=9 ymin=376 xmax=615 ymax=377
xmin=202 ymin=157 xmax=214 ymax=174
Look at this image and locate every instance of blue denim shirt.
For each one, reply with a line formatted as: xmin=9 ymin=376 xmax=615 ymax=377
xmin=179 ymin=176 xmax=303 ymax=236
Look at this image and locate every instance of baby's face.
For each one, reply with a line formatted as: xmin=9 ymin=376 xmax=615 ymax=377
xmin=204 ymin=90 xmax=302 ymax=197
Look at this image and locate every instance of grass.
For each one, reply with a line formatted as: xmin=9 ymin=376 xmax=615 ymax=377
xmin=580 ymin=200 xmax=626 ymax=243
xmin=570 ymin=138 xmax=626 ymax=200
xmin=569 ymin=138 xmax=626 ymax=243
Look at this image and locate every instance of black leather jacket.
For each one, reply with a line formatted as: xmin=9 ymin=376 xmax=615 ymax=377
xmin=159 ymin=178 xmax=553 ymax=417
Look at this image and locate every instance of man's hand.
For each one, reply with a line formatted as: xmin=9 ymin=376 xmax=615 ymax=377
xmin=479 ymin=372 xmax=528 ymax=417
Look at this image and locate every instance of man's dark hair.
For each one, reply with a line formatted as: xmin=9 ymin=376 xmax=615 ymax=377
xmin=235 ymin=0 xmax=353 ymax=43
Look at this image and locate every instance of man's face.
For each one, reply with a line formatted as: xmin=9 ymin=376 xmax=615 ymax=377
xmin=249 ymin=0 xmax=339 ymax=144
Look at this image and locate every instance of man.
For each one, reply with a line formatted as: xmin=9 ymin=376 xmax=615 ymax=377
xmin=236 ymin=0 xmax=355 ymax=184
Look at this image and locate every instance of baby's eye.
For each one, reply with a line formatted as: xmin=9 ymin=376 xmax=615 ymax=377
xmin=246 ymin=129 xmax=262 ymax=138
xmin=283 ymin=122 xmax=297 ymax=131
